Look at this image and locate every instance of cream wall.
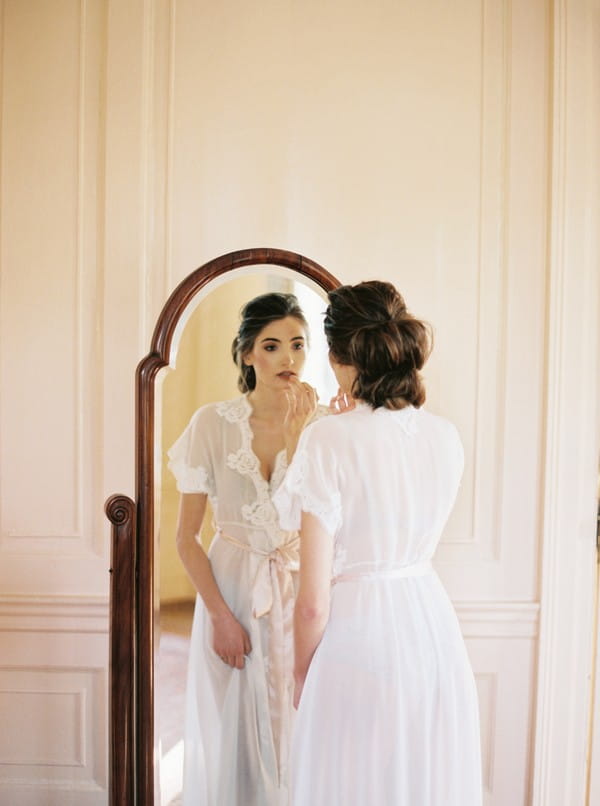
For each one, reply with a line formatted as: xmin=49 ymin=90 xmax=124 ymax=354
xmin=0 ymin=1 xmax=598 ymax=805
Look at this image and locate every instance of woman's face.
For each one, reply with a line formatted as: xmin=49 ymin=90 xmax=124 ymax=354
xmin=243 ymin=316 xmax=307 ymax=390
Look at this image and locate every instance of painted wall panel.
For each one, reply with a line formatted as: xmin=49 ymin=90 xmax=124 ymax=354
xmin=1 ymin=0 xmax=593 ymax=804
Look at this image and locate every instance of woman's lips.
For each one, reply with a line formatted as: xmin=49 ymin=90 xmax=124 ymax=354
xmin=277 ymin=371 xmax=296 ymax=379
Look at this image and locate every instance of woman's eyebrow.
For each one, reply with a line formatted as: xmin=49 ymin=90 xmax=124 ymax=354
xmin=260 ymin=335 xmax=305 ymax=343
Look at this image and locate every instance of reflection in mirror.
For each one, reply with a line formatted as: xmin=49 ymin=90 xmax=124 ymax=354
xmin=154 ymin=269 xmax=336 ymax=805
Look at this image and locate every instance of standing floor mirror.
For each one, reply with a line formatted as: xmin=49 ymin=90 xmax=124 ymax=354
xmin=105 ymin=248 xmax=341 ymax=805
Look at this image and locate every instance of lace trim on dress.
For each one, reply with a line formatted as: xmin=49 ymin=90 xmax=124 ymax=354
xmin=218 ymin=396 xmax=287 ymax=532
xmin=331 ymin=542 xmax=348 ymax=578
xmin=169 ymin=459 xmax=212 ymax=494
xmin=283 ymin=448 xmax=342 ymax=537
xmin=269 ymin=449 xmax=288 ymax=492
xmin=215 ymin=396 xmax=249 ymax=424
xmin=373 ymin=403 xmax=418 ymax=435
xmin=167 ymin=436 xmax=215 ymax=497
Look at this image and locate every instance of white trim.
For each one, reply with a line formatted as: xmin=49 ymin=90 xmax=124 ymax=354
xmin=0 ymin=595 xmax=108 ymax=634
xmin=455 ymin=602 xmax=539 ymax=638
xmin=0 ymin=778 xmax=105 ymax=792
xmin=532 ymin=0 xmax=600 ymax=804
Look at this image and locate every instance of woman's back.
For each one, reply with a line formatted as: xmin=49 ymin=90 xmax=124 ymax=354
xmin=274 ymin=404 xmax=481 ymax=806
xmin=280 ymin=403 xmax=464 ymax=575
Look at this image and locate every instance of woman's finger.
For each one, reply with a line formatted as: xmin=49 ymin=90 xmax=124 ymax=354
xmin=329 ymin=386 xmax=355 ymax=414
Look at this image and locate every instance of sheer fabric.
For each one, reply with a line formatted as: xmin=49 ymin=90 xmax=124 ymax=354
xmin=168 ymin=395 xmax=310 ymax=806
xmin=273 ymin=403 xmax=482 ymax=806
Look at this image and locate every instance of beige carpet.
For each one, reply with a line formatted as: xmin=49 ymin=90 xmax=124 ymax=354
xmin=157 ymin=601 xmax=194 ymax=806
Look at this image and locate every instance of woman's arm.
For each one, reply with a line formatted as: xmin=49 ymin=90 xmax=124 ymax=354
xmin=293 ymin=511 xmax=334 ymax=707
xmin=176 ymin=493 xmax=251 ymax=669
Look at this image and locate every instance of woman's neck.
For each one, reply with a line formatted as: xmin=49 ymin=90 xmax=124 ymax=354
xmin=246 ymin=384 xmax=288 ymax=420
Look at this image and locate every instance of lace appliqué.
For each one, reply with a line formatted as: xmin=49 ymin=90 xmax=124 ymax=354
xmin=331 ymin=542 xmax=347 ymax=577
xmin=286 ymin=448 xmax=342 ymax=537
xmin=219 ymin=396 xmax=286 ymax=532
xmin=216 ymin=396 xmax=249 ymax=424
xmin=376 ymin=404 xmax=418 ymax=435
xmin=269 ymin=449 xmax=288 ymax=492
xmin=227 ymin=446 xmax=257 ymax=476
xmin=168 ymin=457 xmax=213 ymax=495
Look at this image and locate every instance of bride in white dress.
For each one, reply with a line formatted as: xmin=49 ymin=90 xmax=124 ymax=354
xmin=273 ymin=280 xmax=482 ymax=806
xmin=168 ymin=292 xmax=319 ymax=805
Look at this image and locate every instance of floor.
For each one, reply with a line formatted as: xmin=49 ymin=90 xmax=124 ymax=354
xmin=157 ymin=600 xmax=195 ymax=806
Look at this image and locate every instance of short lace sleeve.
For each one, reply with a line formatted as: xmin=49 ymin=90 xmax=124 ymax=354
xmin=273 ymin=421 xmax=341 ymax=537
xmin=167 ymin=406 xmax=216 ymax=496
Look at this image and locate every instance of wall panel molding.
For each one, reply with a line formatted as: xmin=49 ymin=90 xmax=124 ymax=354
xmin=0 ymin=595 xmax=108 ymax=634
xmin=456 ymin=601 xmax=539 ymax=638
xmin=475 ymin=672 xmax=498 ymax=792
xmin=438 ymin=0 xmax=511 ymax=561
xmin=436 ymin=0 xmax=549 ymax=607
xmin=469 ymin=635 xmax=537 ymax=803
xmin=0 ymin=0 xmax=107 ymax=559
xmin=0 ymin=665 xmax=106 ymax=801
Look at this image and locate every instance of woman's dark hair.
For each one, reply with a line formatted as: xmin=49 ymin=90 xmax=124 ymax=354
xmin=231 ymin=292 xmax=308 ymax=392
xmin=324 ymin=281 xmax=431 ymax=410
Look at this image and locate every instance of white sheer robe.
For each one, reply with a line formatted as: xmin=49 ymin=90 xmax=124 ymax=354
xmin=273 ymin=403 xmax=482 ymax=806
xmin=168 ymin=395 xmax=308 ymax=806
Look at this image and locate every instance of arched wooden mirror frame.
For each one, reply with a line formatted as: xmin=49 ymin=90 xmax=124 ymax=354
xmin=105 ymin=247 xmax=341 ymax=805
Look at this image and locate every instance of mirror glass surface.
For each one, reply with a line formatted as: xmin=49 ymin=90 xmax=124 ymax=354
xmin=153 ymin=267 xmax=337 ymax=805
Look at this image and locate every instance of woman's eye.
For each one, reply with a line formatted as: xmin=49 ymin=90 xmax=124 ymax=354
xmin=293 ymin=342 xmax=305 ymax=350
xmin=264 ymin=344 xmax=277 ymax=352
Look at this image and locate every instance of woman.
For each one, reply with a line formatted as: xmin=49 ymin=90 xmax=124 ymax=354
xmin=273 ymin=281 xmax=482 ymax=805
xmin=168 ymin=292 xmax=319 ymax=806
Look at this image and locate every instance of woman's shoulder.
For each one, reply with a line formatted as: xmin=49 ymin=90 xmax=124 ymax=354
xmin=185 ymin=395 xmax=248 ymax=428
xmin=302 ymin=403 xmax=356 ymax=443
xmin=308 ymin=403 xmax=331 ymax=425
xmin=415 ymin=407 xmax=461 ymax=437
xmin=214 ymin=395 xmax=250 ymax=423
xmin=413 ymin=408 xmax=464 ymax=462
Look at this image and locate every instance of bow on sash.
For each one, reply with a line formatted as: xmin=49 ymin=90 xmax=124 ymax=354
xmin=251 ymin=538 xmax=300 ymax=619
xmin=216 ymin=529 xmax=300 ymax=783
xmin=217 ymin=530 xmax=300 ymax=617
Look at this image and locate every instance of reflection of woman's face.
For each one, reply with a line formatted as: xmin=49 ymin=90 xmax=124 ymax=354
xmin=244 ymin=316 xmax=307 ymax=390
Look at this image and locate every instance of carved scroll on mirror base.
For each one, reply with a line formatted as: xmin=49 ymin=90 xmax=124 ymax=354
xmin=105 ymin=493 xmax=136 ymax=806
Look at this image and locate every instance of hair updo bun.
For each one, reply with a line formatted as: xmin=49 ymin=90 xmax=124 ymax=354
xmin=324 ymin=281 xmax=431 ymax=410
xmin=231 ymin=292 xmax=308 ymax=392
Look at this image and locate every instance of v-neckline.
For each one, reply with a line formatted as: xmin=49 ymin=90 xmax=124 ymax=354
xmin=242 ymin=395 xmax=286 ymax=486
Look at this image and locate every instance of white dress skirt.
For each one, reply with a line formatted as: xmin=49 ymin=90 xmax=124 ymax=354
xmin=273 ymin=403 xmax=482 ymax=806
xmin=168 ymin=396 xmax=320 ymax=805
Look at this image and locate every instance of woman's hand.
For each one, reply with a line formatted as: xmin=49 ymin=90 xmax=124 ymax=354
xmin=329 ymin=387 xmax=356 ymax=415
xmin=284 ymin=378 xmax=319 ymax=460
xmin=211 ymin=611 xmax=252 ymax=669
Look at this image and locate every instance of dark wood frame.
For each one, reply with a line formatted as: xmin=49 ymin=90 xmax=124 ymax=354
xmin=105 ymin=247 xmax=340 ymax=805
